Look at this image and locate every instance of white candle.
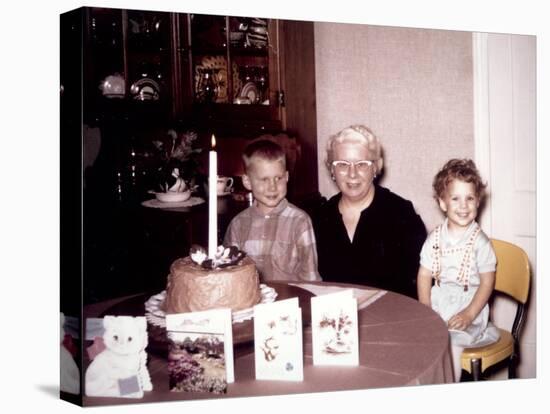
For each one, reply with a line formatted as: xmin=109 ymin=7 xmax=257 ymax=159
xmin=208 ymin=134 xmax=218 ymax=258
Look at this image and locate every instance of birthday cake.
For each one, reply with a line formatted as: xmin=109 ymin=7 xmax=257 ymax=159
xmin=164 ymin=247 xmax=261 ymax=314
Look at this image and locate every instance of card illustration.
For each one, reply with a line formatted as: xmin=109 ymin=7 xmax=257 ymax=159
xmin=311 ymin=290 xmax=359 ymax=366
xmin=167 ymin=331 xmax=227 ymax=394
xmin=254 ymin=298 xmax=303 ymax=381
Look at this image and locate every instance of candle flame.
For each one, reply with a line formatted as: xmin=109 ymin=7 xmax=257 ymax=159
xmin=211 ymin=134 xmax=216 ymax=149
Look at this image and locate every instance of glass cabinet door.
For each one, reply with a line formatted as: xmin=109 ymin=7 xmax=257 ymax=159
xmin=189 ymin=14 xmax=228 ymax=103
xmin=228 ymin=16 xmax=270 ymax=105
xmin=180 ymin=14 xmax=282 ymax=135
xmin=188 ymin=14 xmax=272 ymax=106
xmin=85 ymin=8 xmax=174 ymax=122
xmin=85 ymin=8 xmax=125 ymax=120
xmin=126 ymin=9 xmax=172 ymax=105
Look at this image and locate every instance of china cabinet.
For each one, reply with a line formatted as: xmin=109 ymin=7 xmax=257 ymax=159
xmin=82 ymin=8 xmax=316 ymax=140
xmin=75 ymin=6 xmax=317 ymax=200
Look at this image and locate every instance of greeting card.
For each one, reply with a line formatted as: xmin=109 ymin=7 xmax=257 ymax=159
xmin=253 ymin=297 xmax=303 ymax=381
xmin=311 ymin=290 xmax=359 ymax=366
xmin=165 ymin=308 xmax=233 ymax=394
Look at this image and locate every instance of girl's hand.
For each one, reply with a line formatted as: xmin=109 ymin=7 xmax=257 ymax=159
xmin=447 ymin=271 xmax=496 ymax=331
xmin=447 ymin=311 xmax=474 ymax=331
xmin=416 ymin=266 xmax=433 ymax=307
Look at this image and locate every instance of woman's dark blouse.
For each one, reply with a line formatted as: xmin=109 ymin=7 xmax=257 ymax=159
xmin=313 ymin=185 xmax=427 ymax=298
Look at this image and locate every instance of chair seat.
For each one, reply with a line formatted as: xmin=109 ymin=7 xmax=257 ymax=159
xmin=461 ymin=328 xmax=514 ymax=373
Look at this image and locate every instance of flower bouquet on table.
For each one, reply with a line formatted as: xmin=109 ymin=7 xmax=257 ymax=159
xmin=149 ymin=129 xmax=203 ymax=201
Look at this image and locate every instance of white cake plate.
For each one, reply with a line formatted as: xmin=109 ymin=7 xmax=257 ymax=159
xmin=144 ymin=284 xmax=277 ymax=327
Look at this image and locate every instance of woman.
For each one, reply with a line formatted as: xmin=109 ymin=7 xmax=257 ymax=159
xmin=313 ymin=125 xmax=426 ymax=298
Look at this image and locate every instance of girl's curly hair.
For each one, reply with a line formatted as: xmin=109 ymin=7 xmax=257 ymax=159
xmin=433 ymin=158 xmax=486 ymax=200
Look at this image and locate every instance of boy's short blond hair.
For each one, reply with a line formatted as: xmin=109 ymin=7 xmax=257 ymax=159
xmin=242 ymin=139 xmax=286 ymax=173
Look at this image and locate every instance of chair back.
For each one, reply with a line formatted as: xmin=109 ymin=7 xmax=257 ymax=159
xmin=491 ymin=239 xmax=531 ymax=304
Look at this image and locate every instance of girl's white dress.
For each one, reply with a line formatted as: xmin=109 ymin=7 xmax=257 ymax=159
xmin=420 ymin=219 xmax=500 ymax=347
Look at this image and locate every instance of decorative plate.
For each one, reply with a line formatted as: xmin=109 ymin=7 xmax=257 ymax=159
xmin=145 ymin=284 xmax=277 ymax=327
xmin=130 ymin=77 xmax=160 ymax=101
xmin=194 ymin=56 xmax=241 ymax=103
xmin=239 ymin=81 xmax=259 ymax=103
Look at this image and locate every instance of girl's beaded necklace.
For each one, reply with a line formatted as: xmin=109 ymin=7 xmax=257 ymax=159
xmin=431 ymin=222 xmax=480 ymax=292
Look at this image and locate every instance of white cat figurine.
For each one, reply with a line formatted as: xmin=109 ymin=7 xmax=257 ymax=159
xmin=60 ymin=312 xmax=80 ymax=395
xmin=85 ymin=316 xmax=153 ymax=398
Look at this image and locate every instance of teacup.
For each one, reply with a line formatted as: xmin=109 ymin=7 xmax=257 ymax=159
xmin=217 ymin=176 xmax=234 ymax=195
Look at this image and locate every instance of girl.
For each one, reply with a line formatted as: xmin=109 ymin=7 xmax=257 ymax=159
xmin=417 ymin=159 xmax=499 ymax=382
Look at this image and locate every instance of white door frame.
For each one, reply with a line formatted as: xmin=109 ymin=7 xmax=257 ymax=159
xmin=471 ymin=32 xmax=536 ymax=379
xmin=473 ymin=32 xmax=493 ymax=233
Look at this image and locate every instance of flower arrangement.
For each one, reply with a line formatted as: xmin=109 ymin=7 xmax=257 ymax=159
xmin=189 ymin=244 xmax=246 ymax=269
xmin=150 ymin=129 xmax=203 ymax=193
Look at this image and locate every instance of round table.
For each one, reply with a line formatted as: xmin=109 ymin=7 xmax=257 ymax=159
xmin=82 ymin=281 xmax=453 ymax=406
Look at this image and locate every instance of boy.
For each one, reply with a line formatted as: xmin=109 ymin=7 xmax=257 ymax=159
xmin=224 ymin=139 xmax=321 ymax=282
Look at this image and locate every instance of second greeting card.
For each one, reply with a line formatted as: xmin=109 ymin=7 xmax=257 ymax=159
xmin=253 ymin=297 xmax=303 ymax=381
xmin=311 ymin=290 xmax=359 ymax=366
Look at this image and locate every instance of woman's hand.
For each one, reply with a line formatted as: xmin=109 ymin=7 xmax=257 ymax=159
xmin=447 ymin=310 xmax=474 ymax=331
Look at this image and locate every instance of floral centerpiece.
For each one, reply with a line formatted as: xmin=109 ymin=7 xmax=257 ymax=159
xmin=150 ymin=129 xmax=203 ymax=193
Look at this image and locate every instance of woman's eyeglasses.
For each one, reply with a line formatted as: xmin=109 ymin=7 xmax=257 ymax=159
xmin=331 ymin=160 xmax=374 ymax=175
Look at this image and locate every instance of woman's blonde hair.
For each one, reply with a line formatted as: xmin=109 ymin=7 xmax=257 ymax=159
xmin=325 ymin=125 xmax=384 ymax=174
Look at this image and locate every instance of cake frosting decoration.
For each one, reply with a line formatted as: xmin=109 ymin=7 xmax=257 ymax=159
xmin=164 ymin=245 xmax=261 ymax=314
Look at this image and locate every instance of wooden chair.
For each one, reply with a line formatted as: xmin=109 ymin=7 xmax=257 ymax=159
xmin=460 ymin=239 xmax=531 ymax=380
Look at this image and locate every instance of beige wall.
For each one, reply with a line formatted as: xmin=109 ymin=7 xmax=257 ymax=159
xmin=314 ymin=23 xmax=474 ymax=232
